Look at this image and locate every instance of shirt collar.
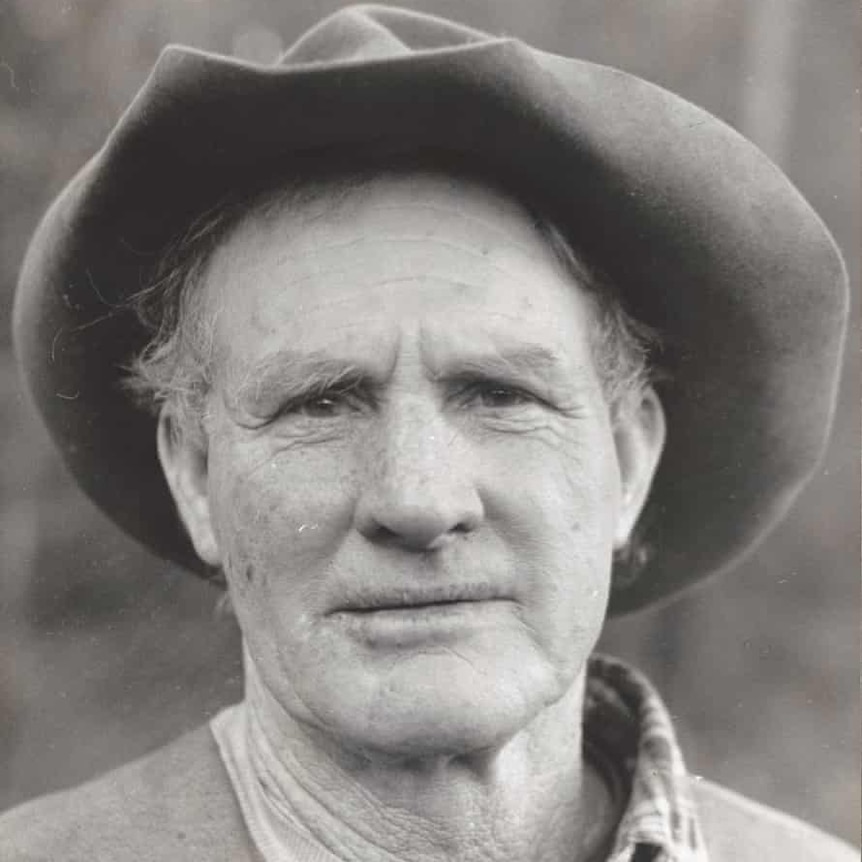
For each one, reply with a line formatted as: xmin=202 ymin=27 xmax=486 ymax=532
xmin=584 ymin=654 xmax=709 ymax=862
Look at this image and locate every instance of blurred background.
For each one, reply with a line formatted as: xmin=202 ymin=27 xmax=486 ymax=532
xmin=0 ymin=0 xmax=858 ymax=847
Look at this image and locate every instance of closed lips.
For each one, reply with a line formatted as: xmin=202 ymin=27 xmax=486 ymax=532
xmin=331 ymin=584 xmax=506 ymax=613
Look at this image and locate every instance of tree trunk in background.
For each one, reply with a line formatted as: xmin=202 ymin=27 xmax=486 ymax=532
xmin=740 ymin=0 xmax=800 ymax=163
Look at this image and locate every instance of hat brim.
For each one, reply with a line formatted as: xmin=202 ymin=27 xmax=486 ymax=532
xmin=13 ymin=9 xmax=848 ymax=615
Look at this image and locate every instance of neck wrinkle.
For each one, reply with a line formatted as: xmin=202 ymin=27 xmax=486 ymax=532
xmin=240 ymin=645 xmax=608 ymax=862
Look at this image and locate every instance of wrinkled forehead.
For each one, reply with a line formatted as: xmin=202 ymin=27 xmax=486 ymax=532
xmin=211 ymin=165 xmax=557 ymax=271
xmin=196 ymin=166 xmax=602 ymax=384
xmin=199 ymin=164 xmax=595 ymax=322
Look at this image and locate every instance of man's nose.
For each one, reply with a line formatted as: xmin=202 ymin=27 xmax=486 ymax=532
xmin=353 ymin=407 xmax=484 ymax=551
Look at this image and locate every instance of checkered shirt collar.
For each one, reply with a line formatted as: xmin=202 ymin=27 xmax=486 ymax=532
xmin=585 ymin=655 xmax=710 ymax=862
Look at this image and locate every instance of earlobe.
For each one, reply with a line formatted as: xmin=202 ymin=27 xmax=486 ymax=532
xmin=612 ymin=388 xmax=666 ymax=549
xmin=156 ymin=409 xmax=221 ymax=567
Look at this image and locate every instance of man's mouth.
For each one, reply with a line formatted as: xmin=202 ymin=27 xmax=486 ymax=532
xmin=328 ymin=584 xmax=513 ymax=645
xmin=330 ymin=583 xmax=505 ymax=614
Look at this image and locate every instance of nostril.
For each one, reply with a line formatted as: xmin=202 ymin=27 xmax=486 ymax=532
xmin=365 ymin=519 xmax=446 ymax=551
xmin=370 ymin=523 xmax=399 ymax=544
xmin=358 ymin=507 xmax=477 ymax=551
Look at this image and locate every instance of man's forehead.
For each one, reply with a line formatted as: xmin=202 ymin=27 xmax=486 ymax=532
xmin=191 ymin=163 xmax=608 ymax=407
xmin=210 ymin=166 xmax=549 ymax=267
xmin=216 ymin=291 xmax=594 ymax=399
xmin=199 ymin=167 xmax=584 ymax=323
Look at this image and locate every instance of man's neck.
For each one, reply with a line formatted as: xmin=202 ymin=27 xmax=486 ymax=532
xmin=241 ymin=652 xmax=618 ymax=862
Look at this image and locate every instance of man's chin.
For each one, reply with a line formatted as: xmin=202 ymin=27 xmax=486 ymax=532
xmin=308 ymin=653 xmax=564 ymax=761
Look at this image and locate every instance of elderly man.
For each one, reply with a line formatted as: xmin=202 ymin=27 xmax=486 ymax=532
xmin=1 ymin=6 xmax=855 ymax=861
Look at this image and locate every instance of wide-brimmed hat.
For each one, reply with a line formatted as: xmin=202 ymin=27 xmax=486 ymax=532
xmin=14 ymin=5 xmax=847 ymax=615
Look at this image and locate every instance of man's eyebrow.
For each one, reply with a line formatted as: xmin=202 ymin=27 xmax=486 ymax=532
xmin=227 ymin=349 xmax=370 ymax=407
xmin=434 ymin=345 xmax=569 ymax=382
xmin=226 ymin=344 xmax=570 ymax=408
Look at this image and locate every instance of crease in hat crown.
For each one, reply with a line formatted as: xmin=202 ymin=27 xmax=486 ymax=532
xmin=277 ymin=5 xmax=496 ymax=66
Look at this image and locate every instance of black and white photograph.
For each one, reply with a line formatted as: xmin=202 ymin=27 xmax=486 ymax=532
xmin=0 ymin=2 xmax=858 ymax=859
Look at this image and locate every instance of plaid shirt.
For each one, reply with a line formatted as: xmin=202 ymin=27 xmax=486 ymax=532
xmin=585 ymin=655 xmax=709 ymax=862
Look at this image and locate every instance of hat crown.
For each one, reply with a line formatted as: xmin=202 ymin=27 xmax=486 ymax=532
xmin=278 ymin=4 xmax=492 ymax=66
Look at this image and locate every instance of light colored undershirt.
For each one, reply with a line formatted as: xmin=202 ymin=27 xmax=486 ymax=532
xmin=212 ymin=703 xmax=342 ymax=862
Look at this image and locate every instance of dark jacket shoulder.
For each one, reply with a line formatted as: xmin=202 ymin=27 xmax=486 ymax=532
xmin=0 ymin=724 xmax=259 ymax=862
xmin=694 ymin=778 xmax=859 ymax=861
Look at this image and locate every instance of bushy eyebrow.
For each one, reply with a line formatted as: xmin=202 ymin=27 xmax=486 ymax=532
xmin=435 ymin=345 xmax=565 ymax=379
xmin=227 ymin=349 xmax=369 ymax=411
xmin=226 ymin=343 xmax=571 ymax=413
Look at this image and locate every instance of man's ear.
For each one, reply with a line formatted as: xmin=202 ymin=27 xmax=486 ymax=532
xmin=612 ymin=387 xmax=666 ymax=550
xmin=156 ymin=408 xmax=221 ymax=567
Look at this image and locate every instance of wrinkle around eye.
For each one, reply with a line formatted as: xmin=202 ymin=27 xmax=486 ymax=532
xmin=224 ymin=403 xmax=367 ymax=448
xmin=463 ymin=398 xmax=596 ymax=442
xmin=247 ymin=420 xmax=359 ymax=451
xmin=231 ymin=385 xmax=374 ymax=425
xmin=471 ymin=413 xmax=559 ymax=436
xmin=450 ymin=380 xmax=583 ymax=423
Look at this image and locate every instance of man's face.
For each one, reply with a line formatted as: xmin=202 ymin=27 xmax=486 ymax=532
xmin=166 ymin=173 xmax=660 ymax=757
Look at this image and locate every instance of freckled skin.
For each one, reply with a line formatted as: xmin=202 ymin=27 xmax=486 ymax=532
xmin=171 ymin=173 xmax=657 ymax=762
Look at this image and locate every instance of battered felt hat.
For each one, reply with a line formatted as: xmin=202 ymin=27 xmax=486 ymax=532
xmin=14 ymin=5 xmax=848 ymax=615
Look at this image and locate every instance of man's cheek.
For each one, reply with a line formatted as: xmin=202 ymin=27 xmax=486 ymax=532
xmin=208 ymin=463 xmax=280 ymax=586
xmin=211 ymin=471 xmax=331 ymax=601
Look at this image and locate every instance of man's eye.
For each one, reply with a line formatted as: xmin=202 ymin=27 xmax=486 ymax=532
xmin=287 ymin=391 xmax=363 ymax=419
xmin=298 ymin=396 xmax=343 ymax=417
xmin=465 ymin=383 xmax=536 ymax=409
